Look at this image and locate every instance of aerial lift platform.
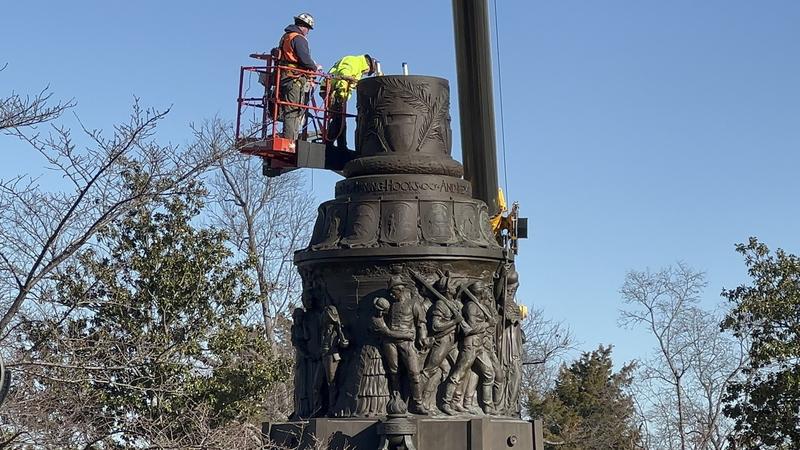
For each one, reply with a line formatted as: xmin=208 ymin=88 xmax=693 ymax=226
xmin=235 ymin=53 xmax=358 ymax=177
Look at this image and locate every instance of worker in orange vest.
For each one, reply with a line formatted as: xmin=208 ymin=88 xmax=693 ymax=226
xmin=277 ymin=13 xmax=320 ymax=145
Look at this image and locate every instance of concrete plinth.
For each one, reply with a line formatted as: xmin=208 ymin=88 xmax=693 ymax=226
xmin=263 ymin=417 xmax=544 ymax=450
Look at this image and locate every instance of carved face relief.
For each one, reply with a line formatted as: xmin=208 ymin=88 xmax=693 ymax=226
xmin=421 ymin=201 xmax=453 ymax=243
xmin=342 ymin=202 xmax=378 ymax=247
xmin=454 ymin=202 xmax=481 ymax=242
xmin=311 ymin=203 xmax=344 ymax=248
xmin=310 ymin=205 xmax=327 ymax=245
xmin=390 ymin=285 xmax=411 ymax=303
xmin=380 ymin=201 xmax=417 ymax=245
xmin=478 ymin=205 xmax=495 ymax=243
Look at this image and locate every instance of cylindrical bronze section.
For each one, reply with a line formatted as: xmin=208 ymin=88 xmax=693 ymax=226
xmin=347 ymin=75 xmax=462 ymax=178
xmin=452 ymin=0 xmax=500 ymax=215
xmin=355 ymin=76 xmax=452 ymax=158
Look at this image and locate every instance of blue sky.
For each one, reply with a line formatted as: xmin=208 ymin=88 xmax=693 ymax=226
xmin=2 ymin=1 xmax=799 ymax=366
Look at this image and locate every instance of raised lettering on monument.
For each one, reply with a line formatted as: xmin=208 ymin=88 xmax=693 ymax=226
xmin=336 ymin=178 xmax=470 ymax=197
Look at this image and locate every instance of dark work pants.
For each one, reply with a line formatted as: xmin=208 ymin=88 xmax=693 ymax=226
xmin=327 ymin=98 xmax=347 ymax=150
xmin=280 ymin=76 xmax=306 ymax=141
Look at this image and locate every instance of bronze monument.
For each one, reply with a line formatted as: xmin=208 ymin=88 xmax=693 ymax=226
xmin=264 ymin=74 xmax=540 ymax=449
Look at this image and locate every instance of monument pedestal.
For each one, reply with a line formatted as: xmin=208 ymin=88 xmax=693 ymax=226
xmin=263 ymin=417 xmax=544 ymax=450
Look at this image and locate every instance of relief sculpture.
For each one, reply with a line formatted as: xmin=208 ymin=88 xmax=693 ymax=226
xmin=439 ymin=281 xmax=501 ymax=416
xmin=371 ymin=276 xmax=431 ymax=415
xmin=420 ymin=202 xmax=454 ymax=244
xmin=356 ymin=77 xmax=451 ymax=156
xmin=292 ymin=265 xmax=526 ymax=419
xmin=454 ymin=202 xmax=483 ymax=244
xmin=310 ymin=203 xmax=344 ymax=250
xmin=290 ymin=307 xmax=310 ymax=420
xmin=415 ymin=270 xmax=465 ymax=413
xmin=380 ymin=201 xmax=418 ymax=246
xmin=495 ymin=265 xmax=525 ymax=417
xmin=357 ymin=300 xmax=392 ymax=417
xmin=321 ymin=305 xmax=349 ymax=416
xmin=342 ymin=202 xmax=379 ymax=248
xmin=292 ymin=281 xmax=326 ymax=418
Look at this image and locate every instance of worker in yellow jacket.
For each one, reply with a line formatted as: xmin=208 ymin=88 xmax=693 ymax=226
xmin=321 ymin=54 xmax=377 ymax=151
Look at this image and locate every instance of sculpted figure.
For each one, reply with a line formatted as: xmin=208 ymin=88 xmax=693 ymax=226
xmin=373 ymin=275 xmax=431 ymax=414
xmin=429 ymin=203 xmax=450 ymax=237
xmin=290 ymin=307 xmax=311 ymax=419
xmin=356 ymin=298 xmax=392 ymax=417
xmin=441 ymin=280 xmax=499 ymax=415
xmin=321 ymin=305 xmax=349 ymax=416
xmin=496 ymin=266 xmax=525 ymax=416
xmin=416 ymin=270 xmax=467 ymax=413
xmin=302 ymin=282 xmax=326 ymax=417
xmin=454 ymin=370 xmax=481 ymax=414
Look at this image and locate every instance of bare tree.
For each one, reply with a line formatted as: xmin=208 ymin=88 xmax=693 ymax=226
xmin=2 ymin=379 xmax=314 ymax=450
xmin=0 ymin=64 xmax=74 ymax=131
xmin=620 ymin=263 xmax=748 ymax=450
xmin=520 ymin=307 xmax=576 ymax=412
xmin=202 ymin=120 xmax=315 ymax=351
xmin=0 ymin=100 xmax=229 ymax=339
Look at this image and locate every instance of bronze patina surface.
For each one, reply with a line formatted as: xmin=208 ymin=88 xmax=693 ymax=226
xmin=291 ymin=76 xmax=524 ymax=421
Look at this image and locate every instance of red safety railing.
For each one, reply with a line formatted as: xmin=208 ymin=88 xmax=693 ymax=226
xmin=235 ymin=54 xmax=356 ymax=166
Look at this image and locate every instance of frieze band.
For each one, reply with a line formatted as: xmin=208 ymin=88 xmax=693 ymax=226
xmin=308 ymin=199 xmax=498 ymax=251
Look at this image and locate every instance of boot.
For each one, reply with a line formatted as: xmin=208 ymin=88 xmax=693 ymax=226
xmin=440 ymin=383 xmax=458 ymax=416
xmin=409 ymin=380 xmax=429 ymax=415
xmin=421 ymin=375 xmax=438 ymax=411
xmin=454 ymin=396 xmax=470 ymax=413
xmin=493 ymin=384 xmax=505 ymax=416
xmin=481 ymin=384 xmax=497 ymax=415
xmin=452 ymin=381 xmax=468 ymax=413
xmin=462 ymin=391 xmax=481 ymax=414
xmin=388 ymin=373 xmax=400 ymax=394
xmin=327 ymin=385 xmax=338 ymax=417
xmin=409 ymin=400 xmax=429 ymax=415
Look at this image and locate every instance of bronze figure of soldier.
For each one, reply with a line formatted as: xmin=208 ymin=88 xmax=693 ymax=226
xmin=419 ymin=271 xmax=467 ymax=412
xmin=374 ymin=275 xmax=430 ymax=414
xmin=302 ymin=281 xmax=327 ymax=417
xmin=440 ymin=280 xmax=499 ymax=416
xmin=321 ymin=305 xmax=349 ymax=416
xmin=290 ymin=307 xmax=311 ymax=419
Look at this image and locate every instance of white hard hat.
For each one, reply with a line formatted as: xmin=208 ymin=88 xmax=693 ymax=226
xmin=294 ymin=12 xmax=315 ymax=29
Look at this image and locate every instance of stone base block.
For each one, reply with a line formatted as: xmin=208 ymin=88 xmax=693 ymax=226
xmin=263 ymin=417 xmax=544 ymax=450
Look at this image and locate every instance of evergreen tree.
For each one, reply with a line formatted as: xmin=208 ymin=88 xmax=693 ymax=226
xmin=722 ymin=238 xmax=800 ymax=449
xmin=14 ymin=191 xmax=290 ymax=447
xmin=529 ymin=346 xmax=641 ymax=450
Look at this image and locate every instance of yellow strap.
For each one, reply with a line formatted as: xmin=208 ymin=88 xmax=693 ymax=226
xmin=490 ymin=187 xmax=508 ymax=233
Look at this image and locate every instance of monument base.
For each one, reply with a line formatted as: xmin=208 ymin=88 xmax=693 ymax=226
xmin=263 ymin=417 xmax=544 ymax=450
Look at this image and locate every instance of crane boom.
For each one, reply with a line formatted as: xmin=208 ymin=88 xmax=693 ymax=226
xmin=452 ymin=0 xmax=500 ymax=216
